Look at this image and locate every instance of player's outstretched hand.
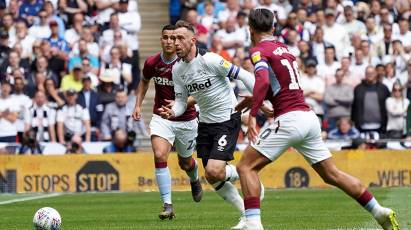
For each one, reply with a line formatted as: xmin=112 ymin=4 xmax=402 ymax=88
xmin=247 ymin=116 xmax=258 ymax=144
xmin=261 ymin=104 xmax=274 ymax=117
xmin=132 ymin=106 xmax=141 ymax=121
xmin=159 ymin=106 xmax=175 ymax=119
xmin=164 ymin=99 xmax=175 ymax=109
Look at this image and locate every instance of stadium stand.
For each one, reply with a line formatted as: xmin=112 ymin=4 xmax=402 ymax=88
xmin=0 ymin=0 xmax=410 ymax=154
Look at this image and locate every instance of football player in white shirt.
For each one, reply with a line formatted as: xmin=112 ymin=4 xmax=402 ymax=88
xmin=159 ymin=20 xmax=256 ymax=229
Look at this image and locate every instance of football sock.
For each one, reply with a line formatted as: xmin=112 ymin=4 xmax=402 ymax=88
xmin=356 ymin=189 xmax=384 ymax=218
xmin=244 ymin=196 xmax=261 ymax=222
xmin=225 ymin=164 xmax=239 ymax=183
xmin=155 ymin=162 xmax=172 ymax=204
xmin=213 ymin=181 xmax=245 ymax=216
xmin=185 ymin=158 xmax=199 ymax=182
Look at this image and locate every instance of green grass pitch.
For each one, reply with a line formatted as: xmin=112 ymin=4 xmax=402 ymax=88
xmin=0 ymin=188 xmax=410 ymax=229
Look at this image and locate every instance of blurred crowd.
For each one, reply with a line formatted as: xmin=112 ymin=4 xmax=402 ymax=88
xmin=0 ymin=0 xmax=148 ymax=153
xmin=1 ymin=0 xmax=411 ymax=154
xmin=170 ymin=0 xmax=411 ymax=148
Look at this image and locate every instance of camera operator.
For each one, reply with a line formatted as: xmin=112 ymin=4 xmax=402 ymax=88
xmin=103 ymin=129 xmax=136 ymax=153
xmin=65 ymin=134 xmax=85 ymax=154
xmin=18 ymin=130 xmax=43 ymax=154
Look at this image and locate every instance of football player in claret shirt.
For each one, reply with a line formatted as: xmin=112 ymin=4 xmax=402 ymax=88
xmin=159 ymin=20 xmax=257 ymax=229
xmin=132 ymin=25 xmax=202 ymax=220
xmin=236 ymin=8 xmax=399 ymax=230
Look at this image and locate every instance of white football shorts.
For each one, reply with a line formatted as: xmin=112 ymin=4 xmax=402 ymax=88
xmin=251 ymin=110 xmax=331 ymax=165
xmin=149 ymin=114 xmax=198 ymax=158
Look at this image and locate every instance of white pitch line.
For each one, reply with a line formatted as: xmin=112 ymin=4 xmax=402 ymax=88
xmin=0 ymin=193 xmax=62 ymax=205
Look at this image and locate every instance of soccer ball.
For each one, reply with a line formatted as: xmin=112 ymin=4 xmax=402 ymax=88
xmin=33 ymin=207 xmax=61 ymax=230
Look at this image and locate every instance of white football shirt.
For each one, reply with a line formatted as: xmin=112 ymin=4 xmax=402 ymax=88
xmin=172 ymin=50 xmax=250 ymax=123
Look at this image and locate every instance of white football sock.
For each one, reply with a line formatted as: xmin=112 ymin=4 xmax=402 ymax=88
xmin=213 ymin=181 xmax=245 ymax=216
xmin=225 ymin=164 xmax=239 ymax=183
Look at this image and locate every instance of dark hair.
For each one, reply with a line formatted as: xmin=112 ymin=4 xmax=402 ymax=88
xmin=175 ymin=20 xmax=195 ymax=34
xmin=248 ymin=8 xmax=274 ymax=33
xmin=162 ymin=24 xmax=176 ymax=32
xmin=0 ymin=79 xmax=11 ymax=86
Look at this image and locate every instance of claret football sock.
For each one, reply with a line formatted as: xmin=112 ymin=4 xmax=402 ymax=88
xmin=356 ymin=189 xmax=388 ymax=218
xmin=225 ymin=164 xmax=240 ymax=183
xmin=155 ymin=162 xmax=172 ymax=205
xmin=244 ymin=196 xmax=261 ymax=221
xmin=186 ymin=158 xmax=199 ymax=182
xmin=213 ymin=181 xmax=245 ymax=216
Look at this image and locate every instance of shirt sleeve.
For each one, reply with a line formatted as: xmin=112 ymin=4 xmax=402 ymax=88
xmin=48 ymin=109 xmax=56 ymax=125
xmin=171 ymin=67 xmax=188 ymax=117
xmin=249 ymin=47 xmax=270 ymax=117
xmin=142 ymin=59 xmax=154 ymax=81
xmin=205 ymin=52 xmax=241 ymax=79
xmin=56 ymin=108 xmax=65 ymax=123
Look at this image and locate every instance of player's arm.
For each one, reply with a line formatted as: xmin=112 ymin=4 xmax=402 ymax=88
xmin=132 ymin=61 xmax=152 ymax=121
xmin=159 ymin=72 xmax=188 ymax=119
xmin=205 ymin=52 xmax=255 ymax=92
xmin=248 ymin=50 xmax=271 ymax=143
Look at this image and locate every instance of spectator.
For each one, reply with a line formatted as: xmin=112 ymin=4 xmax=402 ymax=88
xmin=44 ymin=78 xmax=65 ymax=110
xmin=77 ymin=75 xmax=103 ymax=141
xmin=324 ymin=68 xmax=354 ymax=131
xmin=40 ymin=40 xmax=66 ymax=78
xmin=386 ymin=82 xmax=409 ymax=139
xmin=103 ymin=129 xmax=136 ymax=153
xmin=81 ymin=57 xmax=99 ymax=88
xmin=361 ymin=40 xmax=380 ymax=67
xmin=65 ymin=134 xmax=85 ymax=154
xmin=285 ymin=30 xmax=299 ymax=57
xmin=100 ymin=46 xmax=132 ymax=89
xmin=0 ymin=30 xmax=10 ymax=69
xmin=199 ymin=1 xmax=218 ymax=32
xmin=218 ymin=0 xmax=240 ymax=25
xmin=0 ymin=50 xmax=26 ymax=83
xmin=327 ymin=117 xmax=360 ymax=140
xmin=394 ymin=18 xmax=411 ymax=53
xmin=317 ymin=46 xmax=340 ymax=80
xmin=64 ymin=12 xmax=84 ymax=47
xmin=382 ymin=61 xmax=398 ymax=93
xmin=100 ymin=13 xmax=128 ymax=49
xmin=300 ymin=59 xmax=325 ymax=119
xmin=68 ymin=39 xmax=99 ymax=73
xmin=365 ymin=16 xmax=382 ymax=45
xmin=258 ymin=0 xmax=286 ymax=26
xmin=351 ymin=66 xmax=390 ymax=134
xmin=72 ymin=26 xmax=99 ymax=58
xmin=101 ymin=89 xmax=135 ymax=140
xmin=59 ymin=0 xmax=88 ymax=26
xmin=19 ymin=0 xmax=43 ymax=22
xmin=391 ymin=40 xmax=411 ymax=76
xmin=47 ymin=20 xmax=70 ymax=54
xmin=61 ymin=64 xmax=85 ymax=92
xmin=236 ymin=11 xmax=251 ymax=49
xmin=28 ymin=9 xmax=51 ymax=39
xmin=28 ymin=56 xmax=59 ymax=89
xmin=185 ymin=9 xmax=208 ymax=49
xmin=18 ymin=129 xmax=44 ymax=154
xmin=210 ymin=36 xmax=231 ymax=61
xmin=0 ymin=80 xmax=18 ymax=142
xmin=280 ymin=11 xmax=309 ymax=42
xmin=98 ymin=70 xmax=118 ymax=106
xmin=350 ymin=49 xmax=367 ymax=80
xmin=116 ymin=0 xmax=141 ymax=74
xmin=310 ymin=27 xmax=332 ymax=66
xmin=11 ymin=77 xmax=32 ymax=141
xmin=322 ymin=8 xmax=350 ymax=60
xmin=43 ymin=0 xmax=65 ymax=38
xmin=340 ymin=4 xmax=366 ymax=38
xmin=24 ymin=90 xmax=56 ymax=142
xmin=375 ymin=23 xmax=393 ymax=59
xmin=57 ymin=89 xmax=91 ymax=144
xmin=10 ymin=19 xmax=35 ymax=59
xmin=2 ymin=13 xmax=15 ymax=37
xmin=215 ymin=16 xmax=245 ymax=57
